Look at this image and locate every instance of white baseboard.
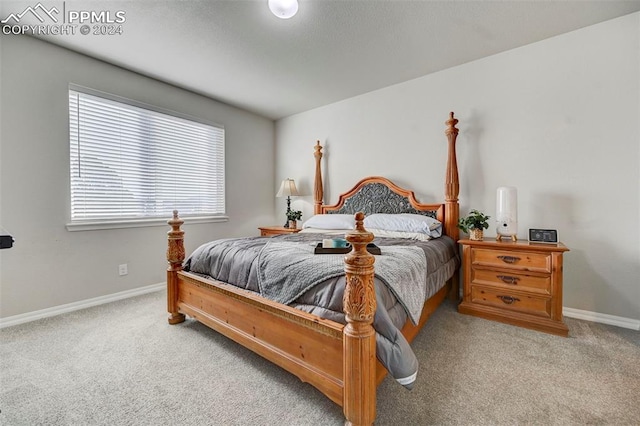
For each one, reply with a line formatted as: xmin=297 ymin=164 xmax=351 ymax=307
xmin=0 ymin=283 xmax=165 ymax=329
xmin=563 ymin=307 xmax=640 ymax=331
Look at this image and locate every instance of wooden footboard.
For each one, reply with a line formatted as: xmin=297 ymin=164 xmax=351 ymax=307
xmin=177 ymin=269 xmax=345 ymax=405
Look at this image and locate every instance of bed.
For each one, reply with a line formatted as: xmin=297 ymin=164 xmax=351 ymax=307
xmin=166 ymin=112 xmax=461 ymax=426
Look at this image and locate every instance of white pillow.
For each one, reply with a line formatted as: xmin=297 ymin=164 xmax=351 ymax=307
xmin=364 ymin=213 xmax=442 ymax=237
xmin=302 ymin=214 xmax=355 ymax=230
xmin=368 ymin=229 xmax=433 ymax=241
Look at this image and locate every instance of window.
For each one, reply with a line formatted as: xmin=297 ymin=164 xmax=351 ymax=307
xmin=68 ymin=85 xmax=225 ymax=230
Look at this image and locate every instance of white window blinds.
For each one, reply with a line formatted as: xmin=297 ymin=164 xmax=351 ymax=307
xmin=69 ymin=87 xmax=225 ymax=224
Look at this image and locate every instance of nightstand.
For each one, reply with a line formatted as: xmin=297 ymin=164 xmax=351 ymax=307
xmin=258 ymin=226 xmax=302 ymax=237
xmin=458 ymin=239 xmax=569 ymax=337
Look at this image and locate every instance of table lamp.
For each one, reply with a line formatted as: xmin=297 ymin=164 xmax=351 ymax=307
xmin=276 ymin=178 xmax=299 ymax=228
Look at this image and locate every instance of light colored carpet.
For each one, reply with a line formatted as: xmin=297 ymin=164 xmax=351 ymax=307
xmin=1 ymin=290 xmax=638 ymax=425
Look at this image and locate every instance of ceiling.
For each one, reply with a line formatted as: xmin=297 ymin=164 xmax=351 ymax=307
xmin=2 ymin=0 xmax=640 ymax=120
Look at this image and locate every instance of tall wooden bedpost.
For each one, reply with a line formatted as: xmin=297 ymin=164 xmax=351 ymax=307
xmin=343 ymin=212 xmax=376 ymax=426
xmin=444 ymin=112 xmax=460 ymax=300
xmin=167 ymin=210 xmax=186 ymax=324
xmin=313 ymin=141 xmax=324 ymax=215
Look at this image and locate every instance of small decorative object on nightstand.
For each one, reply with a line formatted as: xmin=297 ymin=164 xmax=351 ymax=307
xmin=286 ymin=210 xmax=302 ymax=230
xmin=458 ymin=209 xmax=490 ymax=241
xmin=496 ymin=186 xmax=518 ymax=242
xmin=458 ymin=238 xmax=569 ymax=337
xmin=258 ymin=226 xmax=302 ymax=237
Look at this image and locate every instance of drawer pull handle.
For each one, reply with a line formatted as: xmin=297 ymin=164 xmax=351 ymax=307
xmin=497 ymin=275 xmax=520 ymax=285
xmin=497 ymin=295 xmax=520 ymax=304
xmin=497 ymin=255 xmax=520 ymax=264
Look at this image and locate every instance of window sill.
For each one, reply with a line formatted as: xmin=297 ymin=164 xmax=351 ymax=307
xmin=66 ymin=215 xmax=229 ymax=232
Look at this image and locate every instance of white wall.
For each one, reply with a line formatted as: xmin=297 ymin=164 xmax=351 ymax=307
xmin=0 ymin=35 xmax=275 ymax=318
xmin=276 ymin=13 xmax=640 ymax=320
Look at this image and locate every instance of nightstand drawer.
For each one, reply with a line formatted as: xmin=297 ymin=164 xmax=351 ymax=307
xmin=472 ymin=248 xmax=551 ymax=273
xmin=471 ymin=286 xmax=551 ymax=318
xmin=471 ymin=269 xmax=551 ymax=295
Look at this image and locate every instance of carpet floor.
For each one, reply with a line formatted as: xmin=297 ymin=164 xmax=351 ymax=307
xmin=1 ymin=290 xmax=638 ymax=425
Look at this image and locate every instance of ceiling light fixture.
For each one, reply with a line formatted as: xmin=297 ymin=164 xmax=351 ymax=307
xmin=268 ymin=0 xmax=299 ymax=19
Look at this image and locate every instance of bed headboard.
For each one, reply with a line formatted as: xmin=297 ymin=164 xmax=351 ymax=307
xmin=320 ymin=176 xmax=443 ymax=222
xmin=312 ymin=112 xmax=460 ymax=242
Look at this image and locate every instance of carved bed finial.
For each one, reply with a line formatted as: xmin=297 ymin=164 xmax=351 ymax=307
xmin=167 ymin=210 xmax=185 ymax=264
xmin=446 ymin=111 xmax=459 ymax=135
xmin=343 ymin=211 xmax=375 ymax=322
xmin=314 ymin=141 xmax=324 ymax=215
xmin=353 ymin=211 xmax=366 ymax=232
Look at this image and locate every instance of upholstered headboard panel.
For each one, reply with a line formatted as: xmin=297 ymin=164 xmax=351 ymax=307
xmin=325 ymin=182 xmax=437 ymax=219
xmin=320 ymin=177 xmax=444 ymax=222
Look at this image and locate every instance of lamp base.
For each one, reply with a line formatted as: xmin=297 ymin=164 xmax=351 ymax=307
xmin=496 ymin=234 xmax=517 ymax=242
xmin=284 ymin=195 xmax=291 ymax=228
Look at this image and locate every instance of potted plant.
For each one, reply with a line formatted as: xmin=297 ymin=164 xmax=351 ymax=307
xmin=458 ymin=209 xmax=490 ymax=241
xmin=286 ymin=210 xmax=302 ymax=229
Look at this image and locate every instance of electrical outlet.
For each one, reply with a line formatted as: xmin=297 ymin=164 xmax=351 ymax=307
xmin=118 ymin=263 xmax=128 ymax=276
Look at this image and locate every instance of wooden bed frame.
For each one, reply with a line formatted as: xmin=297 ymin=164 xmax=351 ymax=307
xmin=166 ymin=112 xmax=460 ymax=426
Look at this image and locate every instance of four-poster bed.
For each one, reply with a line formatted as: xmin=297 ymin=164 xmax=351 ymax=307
xmin=166 ymin=112 xmax=461 ymax=425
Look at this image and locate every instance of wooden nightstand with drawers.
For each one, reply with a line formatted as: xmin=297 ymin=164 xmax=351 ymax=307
xmin=258 ymin=226 xmax=302 ymax=237
xmin=458 ymin=239 xmax=569 ymax=337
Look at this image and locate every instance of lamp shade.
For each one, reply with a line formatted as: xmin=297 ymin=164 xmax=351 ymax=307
xmin=276 ymin=178 xmax=299 ymax=197
xmin=268 ymin=0 xmax=299 ymax=19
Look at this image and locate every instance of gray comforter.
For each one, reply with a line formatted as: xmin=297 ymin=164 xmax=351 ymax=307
xmin=184 ymin=232 xmax=459 ymax=389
